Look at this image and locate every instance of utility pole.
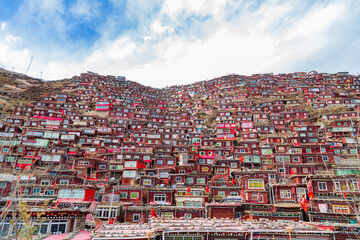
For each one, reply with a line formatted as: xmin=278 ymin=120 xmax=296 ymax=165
xmin=10 ymin=67 xmax=14 ymax=79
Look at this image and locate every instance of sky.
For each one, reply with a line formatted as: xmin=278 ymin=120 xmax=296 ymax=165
xmin=0 ymin=0 xmax=359 ymax=87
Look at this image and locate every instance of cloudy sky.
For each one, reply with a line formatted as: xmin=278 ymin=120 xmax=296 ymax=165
xmin=0 ymin=0 xmax=359 ymax=87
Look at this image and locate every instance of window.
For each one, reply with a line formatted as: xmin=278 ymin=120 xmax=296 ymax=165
xmin=306 ymin=148 xmax=311 ymax=153
xmin=307 ymin=157 xmax=313 ymax=162
xmin=230 ymin=162 xmax=237 ymax=168
xmin=175 ymin=177 xmax=182 ymax=182
xmin=217 ymin=168 xmax=226 ymax=174
xmin=157 ymin=160 xmax=163 ymax=165
xmin=197 ymin=178 xmax=205 ymax=184
xmin=161 ymin=212 xmax=174 ymax=219
xmin=184 ymin=214 xmax=192 ymax=219
xmin=333 ymin=205 xmax=350 ymax=214
xmin=186 ymin=178 xmax=194 ymax=184
xmin=280 ymin=190 xmax=291 ymax=199
xmin=296 ymin=188 xmax=306 ymax=201
xmin=41 ymin=180 xmax=50 ymax=185
xmin=154 ymin=194 xmax=166 ymax=202
xmin=59 ymin=180 xmax=69 ymax=185
xmin=143 ymin=179 xmax=152 ymax=185
xmin=348 ymin=179 xmax=359 ymax=192
xmin=33 ymin=188 xmax=41 ymax=194
xmin=322 ymin=156 xmax=329 ymax=162
xmin=123 ymin=171 xmax=136 ymax=178
xmin=119 ymin=192 xmax=127 ymax=199
xmin=201 ymin=167 xmax=208 ymax=172
xmin=167 ymin=160 xmax=174 ymax=165
xmin=72 ymin=189 xmax=85 ymax=199
xmin=0 ymin=182 xmax=6 ymax=188
xmin=334 ymin=180 xmax=348 ymax=192
xmin=318 ymin=182 xmax=327 ymax=191
xmin=45 ymin=190 xmax=54 ymax=195
xmin=279 ymin=168 xmax=285 ymax=173
xmin=130 ymin=192 xmax=139 ymax=199
xmin=248 ymin=179 xmax=264 ymax=189
xmin=133 ymin=214 xmax=140 ymax=222
xmin=217 ymin=191 xmax=225 ymax=197
xmin=124 ymin=161 xmax=137 ymax=168
xmin=159 ymin=172 xmax=169 ymax=178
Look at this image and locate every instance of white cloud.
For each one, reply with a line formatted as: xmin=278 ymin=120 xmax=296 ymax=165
xmin=0 ymin=22 xmax=6 ymax=31
xmin=70 ymin=0 xmax=100 ymax=21
xmin=1 ymin=0 xmax=359 ymax=86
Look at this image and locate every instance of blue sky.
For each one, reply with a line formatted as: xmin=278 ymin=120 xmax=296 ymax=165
xmin=0 ymin=0 xmax=360 ymax=87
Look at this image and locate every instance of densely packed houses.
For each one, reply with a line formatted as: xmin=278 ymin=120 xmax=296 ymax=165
xmin=1 ymin=71 xmax=360 ymax=238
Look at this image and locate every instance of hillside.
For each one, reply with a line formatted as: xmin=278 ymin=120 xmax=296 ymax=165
xmin=1 ymin=70 xmax=360 ymax=238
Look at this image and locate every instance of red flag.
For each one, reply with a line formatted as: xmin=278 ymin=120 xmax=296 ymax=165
xmin=53 ymin=200 xmax=60 ymax=208
xmin=52 ymin=183 xmax=56 ymax=189
xmin=240 ymin=155 xmax=244 ymax=163
xmin=135 ymin=197 xmax=139 ymax=205
xmin=206 ymin=186 xmax=210 ymax=193
xmin=187 ymin=186 xmax=191 ymax=194
xmin=227 ymin=179 xmax=230 ymax=186
xmin=231 ymin=178 xmax=236 ymax=185
xmin=105 ymin=176 xmax=109 ymax=181
xmin=291 ymin=187 xmax=296 ymax=194
xmin=308 ymin=191 xmax=314 ymax=199
xmin=20 ymin=187 xmax=23 ymax=195
xmin=343 ymin=192 xmax=347 ymax=200
xmin=307 ymin=180 xmax=313 ymax=192
xmin=174 ymin=188 xmax=177 ymax=194
xmin=151 ymin=208 xmax=158 ymax=218
xmin=6 ymin=200 xmax=11 ymax=206
xmin=108 ymin=218 xmax=114 ymax=224
xmin=290 ymin=169 xmax=295 ymax=175
xmin=300 ymin=195 xmax=310 ymax=213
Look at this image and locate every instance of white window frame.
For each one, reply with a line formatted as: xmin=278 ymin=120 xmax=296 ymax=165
xmin=154 ymin=194 xmax=166 ymax=202
xmin=318 ymin=182 xmax=327 ymax=191
xmin=280 ymin=190 xmax=291 ymax=199
xmin=133 ymin=214 xmax=140 ymax=222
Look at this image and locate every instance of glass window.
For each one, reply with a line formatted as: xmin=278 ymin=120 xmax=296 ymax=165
xmin=154 ymin=194 xmax=166 ymax=202
xmin=33 ymin=188 xmax=41 ymax=194
xmin=119 ymin=192 xmax=127 ymax=198
xmin=143 ymin=179 xmax=152 ymax=185
xmin=280 ymin=190 xmax=291 ymax=198
xmin=59 ymin=180 xmax=69 ymax=185
xmin=71 ymin=189 xmax=85 ymax=199
xmin=133 ymin=214 xmax=140 ymax=222
xmin=130 ymin=192 xmax=139 ymax=199
xmin=248 ymin=179 xmax=264 ymax=189
xmin=186 ymin=178 xmax=194 ymax=184
xmin=197 ymin=178 xmax=205 ymax=184
xmin=318 ymin=182 xmax=327 ymax=191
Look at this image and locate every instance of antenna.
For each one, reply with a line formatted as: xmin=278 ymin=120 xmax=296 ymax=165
xmin=25 ymin=55 xmax=33 ymax=75
xmin=39 ymin=71 xmax=43 ymax=80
